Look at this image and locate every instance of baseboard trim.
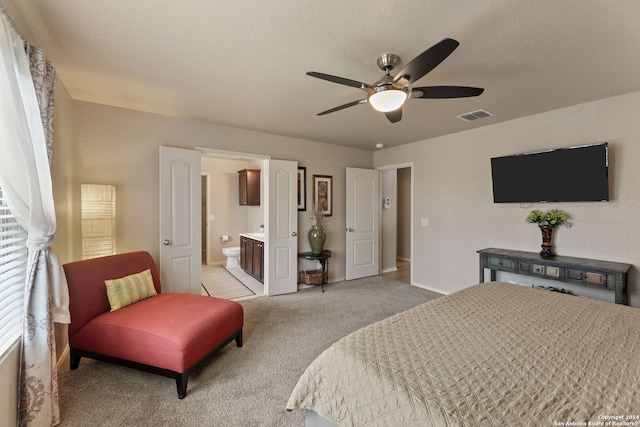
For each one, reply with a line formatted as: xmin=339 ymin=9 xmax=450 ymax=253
xmin=57 ymin=345 xmax=69 ymax=370
xmin=381 ymin=267 xmax=398 ymax=273
xmin=411 ymin=282 xmax=449 ymax=296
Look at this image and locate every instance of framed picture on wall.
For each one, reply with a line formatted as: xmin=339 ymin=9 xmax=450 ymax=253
xmin=313 ymin=175 xmax=332 ymax=217
xmin=297 ymin=167 xmax=307 ymax=211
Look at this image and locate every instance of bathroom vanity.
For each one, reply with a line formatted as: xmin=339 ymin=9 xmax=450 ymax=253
xmin=239 ymin=233 xmax=264 ymax=283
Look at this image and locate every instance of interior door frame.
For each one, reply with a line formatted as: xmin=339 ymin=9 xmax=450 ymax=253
xmin=201 ymin=172 xmax=211 ymax=265
xmin=376 ymin=162 xmax=413 ymax=285
xmin=197 ymin=147 xmax=299 ymax=294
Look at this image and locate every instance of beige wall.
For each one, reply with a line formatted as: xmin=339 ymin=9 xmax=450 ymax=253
xmin=63 ymin=100 xmax=373 ymax=281
xmin=201 ymin=157 xmax=251 ymax=264
xmin=374 ymin=90 xmax=640 ymax=308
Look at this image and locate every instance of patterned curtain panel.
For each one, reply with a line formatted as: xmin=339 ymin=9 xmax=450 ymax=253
xmin=0 ymin=7 xmax=68 ymax=427
xmin=26 ymin=44 xmax=56 ymax=160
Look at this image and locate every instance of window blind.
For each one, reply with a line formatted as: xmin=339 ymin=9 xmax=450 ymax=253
xmin=0 ymin=185 xmax=27 ymax=357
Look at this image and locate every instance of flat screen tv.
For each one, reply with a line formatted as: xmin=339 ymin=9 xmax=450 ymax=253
xmin=491 ymin=143 xmax=609 ymax=203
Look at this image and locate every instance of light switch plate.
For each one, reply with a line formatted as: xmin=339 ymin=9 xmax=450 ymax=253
xmin=421 ymin=218 xmax=428 ymax=227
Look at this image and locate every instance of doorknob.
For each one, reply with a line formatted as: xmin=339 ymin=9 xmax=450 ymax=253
xmin=346 ymin=228 xmax=354 ymax=232
xmin=291 ymin=232 xmax=297 ymax=236
xmin=163 ymin=239 xmax=171 ymax=245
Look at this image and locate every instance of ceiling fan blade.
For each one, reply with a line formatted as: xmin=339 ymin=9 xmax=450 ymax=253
xmin=385 ymin=108 xmax=402 ymax=123
xmin=307 ymin=72 xmax=372 ymax=91
xmin=317 ymin=99 xmax=367 ymax=116
xmin=393 ymin=38 xmax=459 ymax=85
xmin=411 ymin=86 xmax=484 ymax=98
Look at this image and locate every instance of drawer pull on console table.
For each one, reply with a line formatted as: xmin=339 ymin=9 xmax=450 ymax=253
xmin=478 ymin=248 xmax=631 ymax=305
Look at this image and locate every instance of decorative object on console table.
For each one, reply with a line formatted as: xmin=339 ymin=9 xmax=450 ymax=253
xmin=525 ymin=209 xmax=570 ymax=257
xmin=308 ymin=202 xmax=326 ymax=254
xmin=539 ymin=227 xmax=554 ymax=257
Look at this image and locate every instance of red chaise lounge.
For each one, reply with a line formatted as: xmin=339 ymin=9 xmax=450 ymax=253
xmin=63 ymin=251 xmax=243 ymax=398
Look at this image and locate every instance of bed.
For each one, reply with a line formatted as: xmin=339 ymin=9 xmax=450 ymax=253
xmin=287 ymin=281 xmax=640 ymax=426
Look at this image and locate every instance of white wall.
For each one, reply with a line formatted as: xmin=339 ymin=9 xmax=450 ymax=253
xmin=201 ymin=157 xmax=251 ymax=264
xmin=374 ymin=90 xmax=640 ymax=307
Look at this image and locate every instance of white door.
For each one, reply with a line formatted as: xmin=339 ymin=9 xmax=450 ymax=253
xmin=264 ymin=159 xmax=298 ymax=295
xmin=346 ymin=167 xmax=380 ymax=280
xmin=159 ymin=146 xmax=202 ymax=294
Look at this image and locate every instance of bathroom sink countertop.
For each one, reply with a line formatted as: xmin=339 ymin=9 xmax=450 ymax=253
xmin=240 ymin=232 xmax=265 ymax=242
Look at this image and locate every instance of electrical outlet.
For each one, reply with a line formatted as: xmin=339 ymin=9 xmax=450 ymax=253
xmin=421 ymin=218 xmax=429 ymax=227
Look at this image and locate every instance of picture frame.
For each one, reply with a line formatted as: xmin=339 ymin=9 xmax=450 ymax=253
xmin=312 ymin=175 xmax=332 ymax=217
xmin=297 ymin=167 xmax=307 ymax=211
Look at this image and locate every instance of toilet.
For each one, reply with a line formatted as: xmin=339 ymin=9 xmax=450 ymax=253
xmin=222 ymin=247 xmax=241 ymax=268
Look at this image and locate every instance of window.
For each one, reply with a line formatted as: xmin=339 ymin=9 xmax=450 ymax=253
xmin=0 ymin=185 xmax=27 ymax=356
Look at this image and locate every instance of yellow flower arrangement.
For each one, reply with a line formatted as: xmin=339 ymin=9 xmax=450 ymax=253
xmin=526 ymin=209 xmax=570 ymax=228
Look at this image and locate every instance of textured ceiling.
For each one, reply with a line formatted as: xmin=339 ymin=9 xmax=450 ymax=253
xmin=8 ymin=0 xmax=640 ymax=151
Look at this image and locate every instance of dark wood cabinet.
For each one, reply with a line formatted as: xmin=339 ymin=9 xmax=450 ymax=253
xmin=240 ymin=235 xmax=264 ymax=283
xmin=238 ymin=169 xmax=260 ymax=206
xmin=240 ymin=236 xmax=251 ymax=271
xmin=251 ymin=240 xmax=264 ymax=282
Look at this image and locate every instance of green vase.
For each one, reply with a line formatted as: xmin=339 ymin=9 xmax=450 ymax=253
xmin=308 ymin=224 xmax=326 ymax=254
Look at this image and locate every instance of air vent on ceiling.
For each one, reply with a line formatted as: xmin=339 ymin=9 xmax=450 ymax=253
xmin=457 ymin=109 xmax=493 ymax=122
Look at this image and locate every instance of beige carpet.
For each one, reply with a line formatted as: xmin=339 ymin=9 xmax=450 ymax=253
xmin=201 ymin=265 xmax=255 ymax=300
xmin=57 ymin=276 xmax=442 ymax=426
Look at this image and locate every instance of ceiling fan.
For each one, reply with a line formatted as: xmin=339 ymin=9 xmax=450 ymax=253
xmin=307 ymin=38 xmax=484 ymax=123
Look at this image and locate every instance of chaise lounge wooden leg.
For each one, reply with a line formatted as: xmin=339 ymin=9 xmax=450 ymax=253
xmin=235 ymin=328 xmax=243 ymax=347
xmin=177 ymin=375 xmax=188 ymax=399
xmin=70 ymin=349 xmax=81 ymax=369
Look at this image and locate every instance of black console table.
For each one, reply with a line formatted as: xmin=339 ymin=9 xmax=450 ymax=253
xmin=478 ymin=248 xmax=631 ymax=305
xmin=298 ymin=250 xmax=332 ymax=292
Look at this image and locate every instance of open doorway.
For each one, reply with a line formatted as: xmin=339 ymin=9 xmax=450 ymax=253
xmin=379 ymin=164 xmax=412 ymax=284
xmin=200 ymin=156 xmax=264 ymax=299
xmin=196 ymin=148 xmax=298 ymax=297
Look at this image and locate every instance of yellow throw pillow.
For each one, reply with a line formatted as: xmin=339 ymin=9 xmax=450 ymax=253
xmin=105 ymin=269 xmax=157 ymax=312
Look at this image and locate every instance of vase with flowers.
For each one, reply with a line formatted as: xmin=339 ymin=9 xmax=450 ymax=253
xmin=526 ymin=209 xmax=570 ymax=257
xmin=308 ymin=202 xmax=326 ymax=254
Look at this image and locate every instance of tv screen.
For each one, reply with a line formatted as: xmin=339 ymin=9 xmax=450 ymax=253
xmin=491 ymin=143 xmax=609 ymax=203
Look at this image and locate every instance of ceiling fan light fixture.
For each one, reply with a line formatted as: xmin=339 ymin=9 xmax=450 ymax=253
xmin=368 ymin=87 xmax=407 ymax=112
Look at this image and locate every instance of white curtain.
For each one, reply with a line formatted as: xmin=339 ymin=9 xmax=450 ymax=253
xmin=0 ymin=9 xmax=69 ymax=427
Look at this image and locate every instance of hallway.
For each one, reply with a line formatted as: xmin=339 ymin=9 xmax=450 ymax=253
xmin=381 ymin=259 xmax=410 ymax=284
